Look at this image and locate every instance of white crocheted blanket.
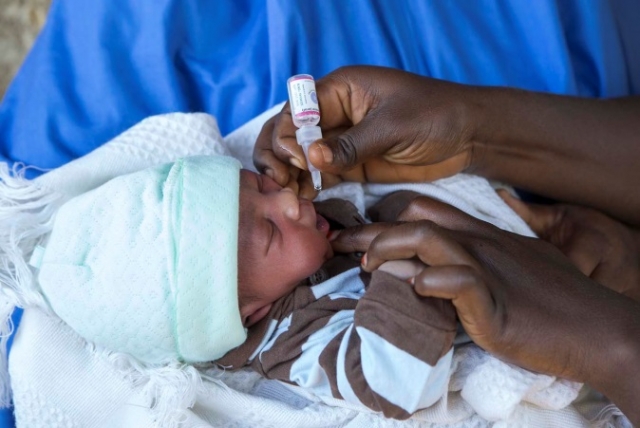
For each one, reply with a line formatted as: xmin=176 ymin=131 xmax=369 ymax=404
xmin=5 ymin=105 xmax=630 ymax=428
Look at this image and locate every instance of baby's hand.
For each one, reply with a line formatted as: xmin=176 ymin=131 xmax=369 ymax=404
xmin=499 ymin=190 xmax=640 ymax=302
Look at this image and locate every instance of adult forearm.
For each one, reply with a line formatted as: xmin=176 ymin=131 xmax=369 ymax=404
xmin=470 ymin=89 xmax=640 ymax=225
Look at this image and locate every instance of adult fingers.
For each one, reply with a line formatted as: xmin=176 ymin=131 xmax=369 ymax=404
xmin=396 ymin=195 xmax=493 ymax=234
xmin=560 ymin=230 xmax=606 ymax=277
xmin=377 ymin=259 xmax=425 ymax=281
xmin=330 ymin=222 xmax=400 ymax=254
xmin=305 ymin=113 xmax=402 ymax=175
xmin=499 ymin=190 xmax=608 ymax=276
xmin=282 ymin=165 xmax=301 ymax=196
xmin=297 ymin=67 xmax=379 ymax=174
xmin=357 ymin=155 xmax=469 ymax=183
xmin=412 ymin=265 xmax=496 ymax=337
xmin=254 ymin=107 xmax=304 ymax=186
xmin=497 ymin=189 xmax=562 ymax=240
xmin=366 ymin=191 xmax=423 ymax=222
xmin=361 ymin=221 xmax=496 ymax=336
xmin=308 ymin=154 xmax=468 ymax=185
xmin=332 ymin=198 xmax=498 ymax=257
xmin=367 ymin=191 xmax=488 ymax=235
xmin=362 ymin=221 xmax=480 ymax=271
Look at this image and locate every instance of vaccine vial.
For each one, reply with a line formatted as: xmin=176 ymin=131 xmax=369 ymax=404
xmin=287 ymin=74 xmax=320 ymax=127
xmin=287 ymin=74 xmax=322 ymax=191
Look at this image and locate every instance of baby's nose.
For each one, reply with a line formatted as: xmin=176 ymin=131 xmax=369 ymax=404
xmin=280 ymin=188 xmax=300 ymax=221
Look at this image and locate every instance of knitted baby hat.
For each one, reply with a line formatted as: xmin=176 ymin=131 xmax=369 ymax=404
xmin=29 ymin=155 xmax=247 ymax=365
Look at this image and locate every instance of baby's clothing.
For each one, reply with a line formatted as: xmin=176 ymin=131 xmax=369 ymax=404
xmin=216 ymin=199 xmax=457 ymax=419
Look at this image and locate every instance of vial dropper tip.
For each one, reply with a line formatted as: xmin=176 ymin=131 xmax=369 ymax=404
xmin=311 ymin=170 xmax=322 ymax=191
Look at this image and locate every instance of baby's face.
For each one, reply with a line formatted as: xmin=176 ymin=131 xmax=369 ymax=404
xmin=237 ymin=170 xmax=333 ymax=325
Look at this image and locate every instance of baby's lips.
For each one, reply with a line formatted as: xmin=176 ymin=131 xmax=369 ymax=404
xmin=315 ymin=213 xmax=331 ymax=236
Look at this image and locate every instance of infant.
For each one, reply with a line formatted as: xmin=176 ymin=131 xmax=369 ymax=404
xmin=29 ymin=155 xmax=456 ymax=419
xmin=231 ymin=167 xmax=455 ymax=419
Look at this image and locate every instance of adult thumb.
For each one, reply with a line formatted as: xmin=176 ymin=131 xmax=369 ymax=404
xmin=308 ymin=117 xmax=398 ymax=174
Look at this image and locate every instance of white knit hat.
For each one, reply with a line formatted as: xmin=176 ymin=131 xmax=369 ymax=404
xmin=29 ymin=155 xmax=247 ymax=365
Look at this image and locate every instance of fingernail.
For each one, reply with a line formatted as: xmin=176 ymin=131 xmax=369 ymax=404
xmin=407 ymin=277 xmax=415 ymax=285
xmin=327 ymin=230 xmax=341 ymax=241
xmin=264 ymin=168 xmax=275 ymax=180
xmin=291 ymin=157 xmax=305 ymax=170
xmin=360 ymin=253 xmax=367 ymax=266
xmin=318 ymin=142 xmax=333 ymax=164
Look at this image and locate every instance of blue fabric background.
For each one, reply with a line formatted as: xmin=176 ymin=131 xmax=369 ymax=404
xmin=1 ymin=0 xmax=639 ymax=425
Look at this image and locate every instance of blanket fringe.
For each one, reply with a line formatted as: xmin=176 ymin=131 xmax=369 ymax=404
xmin=0 ymin=163 xmax=63 ymax=407
xmin=104 ymin=350 xmax=208 ymax=428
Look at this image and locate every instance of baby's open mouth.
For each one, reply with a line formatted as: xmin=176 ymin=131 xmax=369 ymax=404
xmin=316 ymin=214 xmax=330 ymax=236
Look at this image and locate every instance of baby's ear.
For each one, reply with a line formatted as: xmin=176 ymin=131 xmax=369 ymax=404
xmin=243 ymin=303 xmax=273 ymax=328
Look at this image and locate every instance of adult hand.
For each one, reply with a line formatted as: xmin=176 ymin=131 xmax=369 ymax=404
xmin=367 ymin=189 xmax=640 ymax=302
xmin=497 ymin=190 xmax=640 ymax=302
xmin=254 ymin=66 xmax=479 ymax=199
xmin=330 ymin=196 xmax=640 ymax=423
xmin=255 ymin=65 xmax=640 ymax=223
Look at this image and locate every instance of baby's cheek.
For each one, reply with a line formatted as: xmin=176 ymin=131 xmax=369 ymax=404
xmin=315 ymin=248 xmax=332 ymax=274
xmin=296 ymin=249 xmax=326 ymax=280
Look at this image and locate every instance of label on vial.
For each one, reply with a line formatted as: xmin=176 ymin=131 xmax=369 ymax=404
xmin=288 ymin=77 xmax=320 ymax=117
